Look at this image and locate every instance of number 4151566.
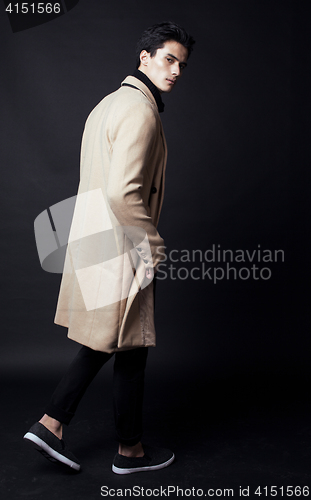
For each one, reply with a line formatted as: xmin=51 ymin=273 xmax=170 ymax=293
xmin=5 ymin=3 xmax=61 ymax=14
xmin=254 ymin=486 xmax=309 ymax=496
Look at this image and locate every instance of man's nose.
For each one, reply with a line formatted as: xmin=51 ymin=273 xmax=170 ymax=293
xmin=172 ymin=63 xmax=181 ymax=77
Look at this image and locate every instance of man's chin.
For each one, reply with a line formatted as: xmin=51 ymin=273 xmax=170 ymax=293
xmin=161 ymin=86 xmax=174 ymax=94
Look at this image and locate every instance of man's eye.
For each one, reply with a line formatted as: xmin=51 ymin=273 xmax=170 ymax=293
xmin=167 ymin=58 xmax=173 ymax=62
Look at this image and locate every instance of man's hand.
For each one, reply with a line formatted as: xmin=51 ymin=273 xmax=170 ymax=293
xmin=145 ymin=268 xmax=153 ymax=280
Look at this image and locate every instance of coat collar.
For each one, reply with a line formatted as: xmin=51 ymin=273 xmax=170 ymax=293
xmin=121 ymin=75 xmax=164 ymax=113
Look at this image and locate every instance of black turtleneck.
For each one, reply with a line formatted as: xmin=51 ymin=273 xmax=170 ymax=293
xmin=131 ymin=69 xmax=165 ymax=113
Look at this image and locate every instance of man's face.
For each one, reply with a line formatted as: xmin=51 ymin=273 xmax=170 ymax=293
xmin=138 ymin=40 xmax=188 ymax=93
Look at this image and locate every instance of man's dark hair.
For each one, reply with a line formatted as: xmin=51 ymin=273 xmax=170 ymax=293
xmin=135 ymin=21 xmax=195 ymax=68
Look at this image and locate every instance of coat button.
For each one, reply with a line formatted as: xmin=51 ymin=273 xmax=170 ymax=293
xmin=151 ymin=186 xmax=157 ymax=194
xmin=137 ymin=247 xmax=142 ymax=252
xmin=143 ymin=259 xmax=148 ymax=264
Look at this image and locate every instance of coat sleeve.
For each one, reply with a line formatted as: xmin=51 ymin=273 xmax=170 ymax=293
xmin=106 ymin=101 xmax=165 ymax=270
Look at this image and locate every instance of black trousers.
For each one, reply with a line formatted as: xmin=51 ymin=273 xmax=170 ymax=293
xmin=44 ymin=346 xmax=148 ymax=446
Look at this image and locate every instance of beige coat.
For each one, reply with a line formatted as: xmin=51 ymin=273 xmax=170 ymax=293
xmin=54 ymin=76 xmax=167 ymax=353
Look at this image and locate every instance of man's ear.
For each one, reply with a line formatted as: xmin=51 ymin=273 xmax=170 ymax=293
xmin=139 ymin=50 xmax=150 ymax=67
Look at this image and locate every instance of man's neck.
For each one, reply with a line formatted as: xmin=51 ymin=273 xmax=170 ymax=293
xmin=133 ymin=69 xmax=164 ymax=113
xmin=137 ymin=67 xmax=162 ymax=93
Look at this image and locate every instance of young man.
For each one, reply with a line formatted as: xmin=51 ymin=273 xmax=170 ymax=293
xmin=24 ymin=22 xmax=195 ymax=475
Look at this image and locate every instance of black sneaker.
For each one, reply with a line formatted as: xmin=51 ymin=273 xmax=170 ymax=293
xmin=23 ymin=422 xmax=80 ymax=471
xmin=112 ymin=445 xmax=175 ymax=474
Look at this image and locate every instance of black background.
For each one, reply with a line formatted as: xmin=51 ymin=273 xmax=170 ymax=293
xmin=1 ymin=1 xmax=311 ymax=497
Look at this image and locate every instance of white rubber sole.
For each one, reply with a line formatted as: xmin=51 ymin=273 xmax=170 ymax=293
xmin=112 ymin=453 xmax=175 ymax=475
xmin=23 ymin=432 xmax=80 ymax=471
